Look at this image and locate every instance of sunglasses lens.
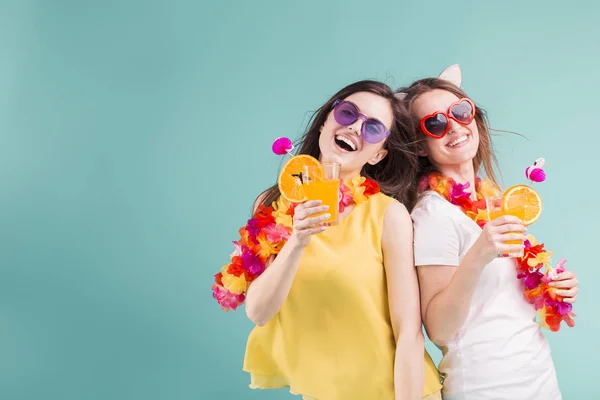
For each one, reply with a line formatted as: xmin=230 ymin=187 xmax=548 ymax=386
xmin=423 ymin=114 xmax=448 ymax=137
xmin=362 ymin=120 xmax=388 ymax=144
xmin=333 ymin=101 xmax=359 ymax=126
xmin=451 ymin=100 xmax=474 ymax=123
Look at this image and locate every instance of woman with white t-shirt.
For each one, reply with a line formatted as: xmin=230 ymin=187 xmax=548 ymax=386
xmin=396 ymin=65 xmax=579 ymax=400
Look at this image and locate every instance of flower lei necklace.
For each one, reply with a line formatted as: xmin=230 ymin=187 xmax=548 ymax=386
xmin=420 ymin=172 xmax=575 ymax=332
xmin=212 ymin=175 xmax=380 ymax=311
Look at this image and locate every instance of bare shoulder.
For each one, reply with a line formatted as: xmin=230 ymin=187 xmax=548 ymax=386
xmin=382 ymin=199 xmax=414 ymax=248
xmin=383 ymin=199 xmax=412 ymax=229
xmin=381 ymin=199 xmax=415 ymax=278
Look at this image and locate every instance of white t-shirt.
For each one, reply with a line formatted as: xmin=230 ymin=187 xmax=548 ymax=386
xmin=412 ymin=191 xmax=562 ymax=400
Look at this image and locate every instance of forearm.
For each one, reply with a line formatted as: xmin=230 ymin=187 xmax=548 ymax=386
xmin=423 ymin=248 xmax=487 ymax=346
xmin=394 ymin=331 xmax=425 ymax=400
xmin=245 ymin=237 xmax=305 ymax=326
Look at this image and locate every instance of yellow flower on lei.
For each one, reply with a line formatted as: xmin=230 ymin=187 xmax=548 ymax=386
xmin=433 ymin=179 xmax=450 ymax=197
xmin=271 ymin=198 xmax=293 ymax=227
xmin=255 ymin=234 xmax=275 ymax=260
xmin=528 ymin=250 xmax=554 ymax=268
xmin=345 ymin=176 xmax=368 ymax=204
xmin=220 ymin=270 xmax=248 ymax=294
xmin=475 ymin=208 xmax=490 ymax=221
xmin=526 ymin=234 xmax=538 ymax=245
xmin=525 ymin=234 xmax=554 ymax=268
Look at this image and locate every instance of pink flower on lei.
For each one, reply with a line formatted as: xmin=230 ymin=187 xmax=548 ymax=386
xmin=449 ymin=181 xmax=472 ymax=208
xmin=262 ymin=223 xmax=291 ymax=244
xmin=212 ymin=285 xmax=245 ymax=312
xmin=338 ymin=181 xmax=353 ymax=212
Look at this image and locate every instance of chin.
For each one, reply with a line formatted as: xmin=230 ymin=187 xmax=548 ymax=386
xmin=466 ymin=145 xmax=480 ymax=161
xmin=319 ymin=152 xmax=343 ymax=165
xmin=447 ymin=144 xmax=478 ymax=164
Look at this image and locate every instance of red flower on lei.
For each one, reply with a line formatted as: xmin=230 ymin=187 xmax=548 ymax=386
xmin=212 ymin=176 xmax=380 ymax=311
xmin=420 ymin=173 xmax=575 ymax=332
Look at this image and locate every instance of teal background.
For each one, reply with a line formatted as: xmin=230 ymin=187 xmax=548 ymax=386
xmin=1 ymin=0 xmax=597 ymax=399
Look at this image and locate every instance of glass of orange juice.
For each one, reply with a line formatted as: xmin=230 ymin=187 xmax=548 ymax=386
xmin=301 ymin=162 xmax=340 ymax=226
xmin=485 ymin=193 xmax=525 ymax=257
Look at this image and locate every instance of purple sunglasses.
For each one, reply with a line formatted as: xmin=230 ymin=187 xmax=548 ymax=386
xmin=332 ymin=99 xmax=391 ymax=144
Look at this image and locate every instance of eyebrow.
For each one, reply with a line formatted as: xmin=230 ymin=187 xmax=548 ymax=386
xmin=347 ymin=100 xmax=363 ymax=113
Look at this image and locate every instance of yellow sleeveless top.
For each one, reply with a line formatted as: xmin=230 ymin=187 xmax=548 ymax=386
xmin=243 ymin=193 xmax=442 ymax=399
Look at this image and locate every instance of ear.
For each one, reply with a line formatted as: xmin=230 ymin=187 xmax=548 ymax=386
xmin=417 ymin=142 xmax=428 ymax=157
xmin=394 ymin=92 xmax=408 ymax=101
xmin=438 ymin=64 xmax=462 ymax=87
xmin=367 ymin=149 xmax=388 ymax=165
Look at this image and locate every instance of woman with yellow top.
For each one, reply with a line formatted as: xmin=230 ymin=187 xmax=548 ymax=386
xmin=211 ymin=80 xmax=442 ymax=399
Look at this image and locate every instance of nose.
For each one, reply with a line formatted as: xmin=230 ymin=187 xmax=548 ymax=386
xmin=348 ymin=117 xmax=365 ymax=136
xmin=447 ymin=118 xmax=465 ymax=135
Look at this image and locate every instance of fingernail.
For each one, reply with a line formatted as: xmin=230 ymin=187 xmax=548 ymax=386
xmin=323 ymin=205 xmax=329 ymax=210
xmin=323 ymin=213 xmax=331 ymax=219
xmin=549 ymin=282 xmax=555 ymax=287
xmin=552 ymin=274 xmax=559 ymax=280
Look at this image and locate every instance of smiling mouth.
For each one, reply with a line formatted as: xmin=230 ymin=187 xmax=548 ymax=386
xmin=446 ymin=134 xmax=470 ymax=148
xmin=334 ymin=135 xmax=357 ymax=152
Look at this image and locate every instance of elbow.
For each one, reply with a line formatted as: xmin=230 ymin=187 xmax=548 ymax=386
xmin=423 ymin=321 xmax=451 ymax=347
xmin=253 ymin=319 xmax=268 ymax=327
xmin=426 ymin=331 xmax=450 ymax=348
xmin=244 ymin=285 xmax=280 ymax=326
xmin=252 ymin=317 xmax=268 ymax=327
xmin=429 ymin=337 xmax=449 ymax=348
xmin=423 ymin=313 xmax=452 ymax=347
xmin=245 ymin=301 xmax=268 ymax=327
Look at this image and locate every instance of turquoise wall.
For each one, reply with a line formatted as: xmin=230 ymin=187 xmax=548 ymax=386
xmin=1 ymin=0 xmax=596 ymax=398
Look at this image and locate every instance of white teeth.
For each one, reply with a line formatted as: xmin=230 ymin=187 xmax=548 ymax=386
xmin=335 ymin=135 xmax=356 ymax=151
xmin=448 ymin=135 xmax=468 ymax=147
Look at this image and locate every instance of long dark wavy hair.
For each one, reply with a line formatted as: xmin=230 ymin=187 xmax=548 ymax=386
xmin=255 ymin=80 xmax=420 ymax=211
xmin=396 ymin=78 xmax=500 ymax=206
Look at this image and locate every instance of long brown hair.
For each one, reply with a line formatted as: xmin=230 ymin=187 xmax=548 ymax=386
xmin=255 ymin=80 xmax=420 ymax=211
xmin=396 ymin=78 xmax=500 ymax=201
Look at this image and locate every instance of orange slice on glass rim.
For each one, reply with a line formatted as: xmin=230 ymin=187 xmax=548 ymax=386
xmin=502 ymin=185 xmax=542 ymax=226
xmin=278 ymin=155 xmax=324 ymax=202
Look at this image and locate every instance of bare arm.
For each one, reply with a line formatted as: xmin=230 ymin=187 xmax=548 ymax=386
xmin=417 ymin=254 xmax=488 ymax=347
xmin=417 ymin=215 xmax=526 ymax=346
xmin=245 ymin=197 xmax=330 ymax=326
xmin=382 ymin=201 xmax=424 ymax=400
